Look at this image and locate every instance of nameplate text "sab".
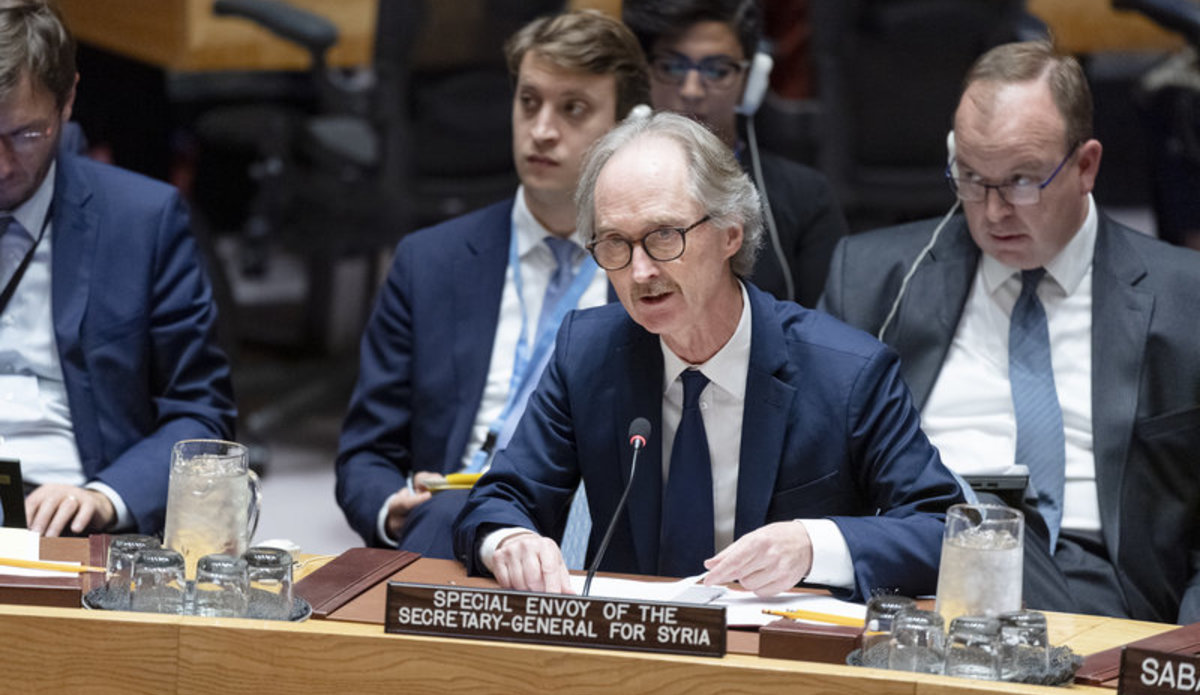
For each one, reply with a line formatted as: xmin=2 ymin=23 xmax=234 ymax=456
xmin=1121 ymin=647 xmax=1200 ymax=694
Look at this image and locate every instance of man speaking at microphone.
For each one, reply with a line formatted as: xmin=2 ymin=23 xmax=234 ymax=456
xmin=454 ymin=112 xmax=964 ymax=600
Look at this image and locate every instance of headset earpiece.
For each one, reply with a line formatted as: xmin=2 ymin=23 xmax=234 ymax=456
xmin=736 ymin=51 xmax=773 ymax=116
xmin=946 ymin=129 xmax=958 ymax=178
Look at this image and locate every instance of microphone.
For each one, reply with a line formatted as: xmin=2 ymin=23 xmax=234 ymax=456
xmin=582 ymin=417 xmax=651 ymax=597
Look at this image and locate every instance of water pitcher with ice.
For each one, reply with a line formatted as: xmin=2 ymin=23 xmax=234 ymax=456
xmin=163 ymin=440 xmax=261 ymax=578
xmin=935 ymin=504 xmax=1023 ymax=625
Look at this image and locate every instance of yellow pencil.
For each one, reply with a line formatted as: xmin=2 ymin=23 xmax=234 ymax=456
xmin=0 ymin=557 xmax=105 ymax=574
xmin=762 ymin=608 xmax=864 ymax=627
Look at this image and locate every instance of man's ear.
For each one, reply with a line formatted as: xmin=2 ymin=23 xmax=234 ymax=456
xmin=60 ymin=73 xmax=79 ymax=122
xmin=1076 ymin=138 xmax=1103 ymax=195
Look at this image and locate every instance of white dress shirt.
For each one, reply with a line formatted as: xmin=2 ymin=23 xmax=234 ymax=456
xmin=0 ymin=163 xmax=131 ymax=528
xmin=921 ymin=196 xmax=1099 ymax=532
xmin=484 ymin=282 xmax=855 ymax=589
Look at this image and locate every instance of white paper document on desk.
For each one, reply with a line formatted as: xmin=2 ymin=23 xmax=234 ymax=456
xmin=569 ymin=573 xmax=866 ymax=627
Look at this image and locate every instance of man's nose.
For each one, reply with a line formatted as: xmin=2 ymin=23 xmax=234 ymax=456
xmin=984 ymin=186 xmax=1012 ymax=221
xmin=679 ymin=68 xmax=706 ymax=101
xmin=628 ymin=243 xmax=659 ymax=283
xmin=531 ymin=106 xmax=559 ymax=143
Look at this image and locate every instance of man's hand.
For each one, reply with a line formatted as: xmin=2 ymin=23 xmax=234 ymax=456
xmin=702 ymin=521 xmax=814 ymax=597
xmin=383 ymin=472 xmax=441 ymax=540
xmin=492 ymin=531 xmax=574 ymax=594
xmin=24 ymin=484 xmax=116 ymax=536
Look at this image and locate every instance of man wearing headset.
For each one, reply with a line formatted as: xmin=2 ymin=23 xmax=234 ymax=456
xmin=622 ymin=0 xmax=847 ymax=307
xmin=820 ymin=41 xmax=1200 ymax=624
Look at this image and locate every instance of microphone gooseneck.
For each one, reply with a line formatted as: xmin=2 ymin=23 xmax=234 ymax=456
xmin=582 ymin=417 xmax=651 ymax=597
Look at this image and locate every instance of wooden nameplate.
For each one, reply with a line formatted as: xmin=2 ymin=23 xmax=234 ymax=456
xmin=1076 ymin=621 xmax=1200 ymax=687
xmin=386 ymin=581 xmax=726 ymax=657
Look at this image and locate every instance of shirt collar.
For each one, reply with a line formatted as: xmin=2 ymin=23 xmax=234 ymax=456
xmin=660 ymin=281 xmax=751 ymax=401
xmin=513 ymin=184 xmax=582 ymax=262
xmin=981 ymin=193 xmax=1097 ymax=296
xmin=9 ymin=161 xmax=56 ymax=237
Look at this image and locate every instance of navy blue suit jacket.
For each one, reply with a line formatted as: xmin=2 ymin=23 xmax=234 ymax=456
xmin=50 ymin=153 xmax=236 ymax=533
xmin=336 ymin=199 xmax=516 ymax=548
xmin=454 ymin=283 xmax=964 ymax=601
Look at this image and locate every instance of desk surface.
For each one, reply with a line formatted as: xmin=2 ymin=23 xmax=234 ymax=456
xmin=0 ymin=556 xmax=1177 ymax=695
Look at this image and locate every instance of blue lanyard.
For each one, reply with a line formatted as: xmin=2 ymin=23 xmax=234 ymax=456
xmin=469 ymin=225 xmax=597 ymax=471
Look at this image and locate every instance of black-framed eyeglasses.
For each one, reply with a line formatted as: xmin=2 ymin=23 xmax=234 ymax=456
xmin=586 ymin=215 xmax=711 ymax=271
xmin=946 ymin=143 xmax=1080 ymax=207
xmin=649 ymin=53 xmax=749 ymax=90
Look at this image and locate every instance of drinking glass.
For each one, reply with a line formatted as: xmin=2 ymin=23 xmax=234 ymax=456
xmin=935 ymin=504 xmax=1023 ymax=625
xmin=130 ymin=548 xmax=188 ymax=614
xmin=193 ymin=554 xmax=250 ymax=618
xmin=244 ymin=546 xmax=294 ymax=620
xmin=945 ymin=615 xmax=1001 ymax=680
xmin=862 ymin=595 xmax=916 ymax=668
xmin=163 ymin=439 xmax=261 ymax=578
xmin=104 ymin=534 xmax=161 ymax=610
xmin=999 ymin=610 xmax=1050 ymax=679
xmin=887 ymin=609 xmax=945 ymax=674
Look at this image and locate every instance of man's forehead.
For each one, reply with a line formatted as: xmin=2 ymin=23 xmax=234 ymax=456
xmin=517 ymin=52 xmax=616 ymax=95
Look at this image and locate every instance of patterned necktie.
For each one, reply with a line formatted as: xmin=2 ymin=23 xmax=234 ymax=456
xmin=659 ymin=369 xmax=715 ymax=577
xmin=1009 ymin=268 xmax=1066 ymax=549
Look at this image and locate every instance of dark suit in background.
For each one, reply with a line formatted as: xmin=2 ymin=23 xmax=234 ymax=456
xmin=820 ymin=214 xmax=1200 ymax=623
xmin=50 ymin=152 xmax=236 ymax=533
xmin=336 ymin=200 xmax=515 ymax=552
xmin=455 ymin=283 xmax=964 ymax=601
xmin=745 ymin=149 xmax=847 ymax=307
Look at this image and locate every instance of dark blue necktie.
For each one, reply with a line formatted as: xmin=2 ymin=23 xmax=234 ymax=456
xmin=1009 ymin=268 xmax=1066 ymax=549
xmin=659 ymin=369 xmax=714 ymax=577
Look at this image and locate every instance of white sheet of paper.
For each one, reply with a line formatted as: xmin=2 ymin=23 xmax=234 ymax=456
xmin=568 ymin=573 xmax=865 ymax=628
xmin=0 ymin=527 xmax=80 ymax=577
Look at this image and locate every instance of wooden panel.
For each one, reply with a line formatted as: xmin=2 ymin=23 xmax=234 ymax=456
xmin=1028 ymin=0 xmax=1186 ymax=54
xmin=0 ymin=606 xmax=179 ymax=695
xmin=59 ymin=0 xmax=376 ymax=71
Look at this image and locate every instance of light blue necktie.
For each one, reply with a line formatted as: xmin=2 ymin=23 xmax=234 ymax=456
xmin=659 ymin=369 xmax=714 ymax=577
xmin=538 ymin=237 xmax=594 ymax=569
xmin=1009 ymin=268 xmax=1066 ymax=549
xmin=0 ymin=215 xmax=28 ymax=289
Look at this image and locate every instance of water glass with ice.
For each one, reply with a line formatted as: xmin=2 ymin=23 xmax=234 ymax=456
xmin=163 ymin=439 xmax=261 ymax=579
xmin=935 ymin=503 xmax=1023 ymax=625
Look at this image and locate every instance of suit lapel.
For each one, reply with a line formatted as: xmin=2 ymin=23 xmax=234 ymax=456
xmin=617 ymin=325 xmax=665 ymax=574
xmin=1090 ymin=218 xmax=1151 ymax=561
xmin=446 ymin=202 xmax=512 ymax=470
xmin=890 ymin=220 xmax=979 ymax=409
xmin=735 ymin=285 xmax=795 ymax=537
xmin=50 ymin=157 xmax=97 ymax=367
